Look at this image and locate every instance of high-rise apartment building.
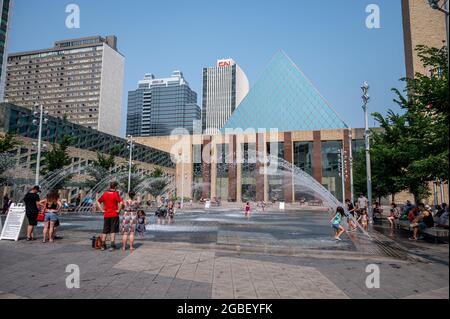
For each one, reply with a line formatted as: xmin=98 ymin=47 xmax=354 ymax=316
xmin=126 ymin=71 xmax=200 ymax=137
xmin=4 ymin=35 xmax=124 ymax=137
xmin=202 ymin=59 xmax=249 ymax=135
xmin=0 ymin=0 xmax=12 ymax=101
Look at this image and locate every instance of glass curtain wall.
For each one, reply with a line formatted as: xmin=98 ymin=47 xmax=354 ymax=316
xmin=293 ymin=141 xmax=315 ymax=202
xmin=216 ymin=143 xmax=229 ymax=201
xmin=267 ymin=142 xmax=284 ymax=202
xmin=241 ymin=142 xmax=256 ymax=202
xmin=321 ymin=141 xmax=344 ymax=202
xmin=192 ymin=144 xmax=203 ymax=201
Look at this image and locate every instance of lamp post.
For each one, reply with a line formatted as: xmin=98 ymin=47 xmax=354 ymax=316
xmin=126 ymin=135 xmax=134 ymax=194
xmin=361 ymin=81 xmax=373 ymax=222
xmin=32 ymin=103 xmax=48 ymax=186
xmin=428 ymin=0 xmax=449 ymax=68
xmin=178 ymin=150 xmax=184 ymax=209
xmin=348 ymin=129 xmax=355 ymax=204
xmin=338 ymin=148 xmax=346 ymax=204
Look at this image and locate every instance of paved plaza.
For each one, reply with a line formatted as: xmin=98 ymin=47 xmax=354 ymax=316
xmin=0 ymin=209 xmax=448 ymax=299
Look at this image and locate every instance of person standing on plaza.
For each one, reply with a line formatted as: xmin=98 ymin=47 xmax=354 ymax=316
xmin=97 ymin=182 xmax=123 ymax=251
xmin=120 ymin=191 xmax=139 ymax=252
xmin=358 ymin=209 xmax=369 ymax=232
xmin=167 ymin=200 xmax=175 ymax=224
xmin=75 ymin=194 xmax=81 ymax=208
xmin=357 ymin=193 xmax=368 ymax=216
xmin=23 ymin=186 xmax=41 ymax=241
xmin=2 ymin=194 xmax=12 ymax=215
xmin=244 ymin=202 xmax=251 ymax=217
xmin=345 ymin=199 xmax=357 ymax=231
xmin=136 ymin=210 xmax=148 ymax=238
xmin=331 ymin=206 xmax=346 ymax=241
xmin=39 ymin=191 xmax=62 ymax=243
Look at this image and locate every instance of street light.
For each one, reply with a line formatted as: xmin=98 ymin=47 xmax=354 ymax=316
xmin=337 ymin=148 xmax=346 ymax=204
xmin=178 ymin=150 xmax=184 ymax=209
xmin=361 ymin=82 xmax=373 ymax=222
xmin=348 ymin=129 xmax=355 ymax=204
xmin=33 ymin=103 xmax=48 ymax=186
xmin=428 ymin=0 xmax=449 ymax=68
xmin=126 ymin=135 xmax=135 ymax=194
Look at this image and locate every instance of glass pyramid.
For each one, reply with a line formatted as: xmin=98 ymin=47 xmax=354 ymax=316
xmin=222 ymin=51 xmax=348 ymax=132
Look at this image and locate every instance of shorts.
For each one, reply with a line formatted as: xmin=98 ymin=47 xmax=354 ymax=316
xmin=418 ymin=222 xmax=427 ymax=231
xmin=26 ymin=213 xmax=38 ymax=226
xmin=103 ymin=217 xmax=120 ymax=234
xmin=44 ymin=212 xmax=58 ymax=222
xmin=332 ymin=223 xmax=341 ymax=230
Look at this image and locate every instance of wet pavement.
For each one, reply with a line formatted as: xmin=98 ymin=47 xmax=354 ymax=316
xmin=0 ymin=208 xmax=448 ymax=299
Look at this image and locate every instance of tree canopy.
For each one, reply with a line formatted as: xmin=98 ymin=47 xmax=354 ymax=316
xmin=354 ymin=45 xmax=449 ymax=202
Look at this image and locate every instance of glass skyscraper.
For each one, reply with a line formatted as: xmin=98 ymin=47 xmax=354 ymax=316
xmin=126 ymin=71 xmax=201 ymax=137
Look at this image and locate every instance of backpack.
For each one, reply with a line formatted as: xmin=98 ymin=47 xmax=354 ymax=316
xmin=95 ymin=236 xmax=103 ymax=250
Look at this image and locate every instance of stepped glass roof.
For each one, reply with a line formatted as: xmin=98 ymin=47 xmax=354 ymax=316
xmin=222 ymin=51 xmax=348 ymax=132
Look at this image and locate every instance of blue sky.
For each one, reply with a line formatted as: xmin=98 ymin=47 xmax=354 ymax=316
xmin=7 ymin=0 xmax=406 ymax=136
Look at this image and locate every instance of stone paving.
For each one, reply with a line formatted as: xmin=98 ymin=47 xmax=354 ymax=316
xmin=0 ymin=209 xmax=448 ymax=299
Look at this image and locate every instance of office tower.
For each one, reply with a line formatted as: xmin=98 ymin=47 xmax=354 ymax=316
xmin=4 ymin=35 xmax=124 ymax=137
xmin=202 ymin=58 xmax=249 ymax=134
xmin=0 ymin=0 xmax=12 ymax=101
xmin=126 ymin=71 xmax=201 ymax=137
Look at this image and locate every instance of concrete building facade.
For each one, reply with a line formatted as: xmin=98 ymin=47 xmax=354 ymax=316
xmin=402 ymin=0 xmax=448 ymax=78
xmin=137 ymin=129 xmax=363 ymax=204
xmin=4 ymin=35 xmax=124 ymax=136
xmin=0 ymin=0 xmax=12 ymax=101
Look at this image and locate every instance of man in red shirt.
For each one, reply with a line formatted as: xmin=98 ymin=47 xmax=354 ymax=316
xmin=96 ymin=182 xmax=123 ymax=251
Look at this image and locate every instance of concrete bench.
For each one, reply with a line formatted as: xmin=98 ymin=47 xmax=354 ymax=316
xmin=422 ymin=227 xmax=449 ymax=243
xmin=396 ymin=219 xmax=449 ymax=243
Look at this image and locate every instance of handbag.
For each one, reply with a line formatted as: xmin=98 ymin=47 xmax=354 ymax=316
xmin=37 ymin=207 xmax=46 ymax=222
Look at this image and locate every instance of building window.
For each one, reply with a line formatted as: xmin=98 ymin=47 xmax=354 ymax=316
xmin=321 ymin=141 xmax=343 ymax=202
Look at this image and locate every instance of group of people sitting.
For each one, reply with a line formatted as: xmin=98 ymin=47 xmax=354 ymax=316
xmin=390 ymin=201 xmax=448 ymax=241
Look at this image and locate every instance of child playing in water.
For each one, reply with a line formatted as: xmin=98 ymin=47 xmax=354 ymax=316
xmin=244 ymin=202 xmax=251 ymax=217
xmin=345 ymin=199 xmax=358 ymax=232
xmin=331 ymin=206 xmax=346 ymax=241
xmin=136 ymin=210 xmax=148 ymax=238
xmin=358 ymin=209 xmax=369 ymax=232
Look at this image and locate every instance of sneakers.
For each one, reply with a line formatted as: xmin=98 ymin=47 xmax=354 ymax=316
xmin=109 ymin=243 xmax=117 ymax=252
xmin=335 ymin=237 xmax=342 ymax=241
xmin=101 ymin=242 xmax=107 ymax=251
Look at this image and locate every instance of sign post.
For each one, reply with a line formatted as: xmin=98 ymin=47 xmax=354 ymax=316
xmin=0 ymin=204 xmax=28 ymax=241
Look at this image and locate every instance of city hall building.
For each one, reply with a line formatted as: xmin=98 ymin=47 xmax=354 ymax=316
xmin=138 ymin=51 xmax=367 ymax=204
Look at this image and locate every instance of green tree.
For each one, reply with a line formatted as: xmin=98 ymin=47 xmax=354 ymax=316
xmin=146 ymin=168 xmax=169 ymax=199
xmin=0 ymin=134 xmax=21 ymax=184
xmin=0 ymin=133 xmax=21 ymax=153
xmin=358 ymin=45 xmax=448 ymax=202
xmin=41 ymin=135 xmax=74 ymax=190
xmin=119 ymin=164 xmax=146 ymax=194
xmin=78 ymin=146 xmax=123 ymax=190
